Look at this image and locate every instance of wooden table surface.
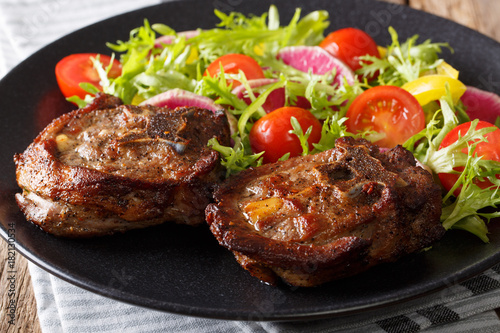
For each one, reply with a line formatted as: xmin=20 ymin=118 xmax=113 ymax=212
xmin=1 ymin=0 xmax=499 ymax=332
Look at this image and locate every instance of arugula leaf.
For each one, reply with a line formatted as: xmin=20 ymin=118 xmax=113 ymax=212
xmin=289 ymin=116 xmax=313 ymax=156
xmin=66 ymin=95 xmax=89 ymax=108
xmin=237 ymin=79 xmax=285 ymax=141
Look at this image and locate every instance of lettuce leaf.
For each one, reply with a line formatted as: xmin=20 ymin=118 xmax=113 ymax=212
xmin=358 ymin=26 xmax=452 ymax=86
xmin=405 ymin=95 xmax=500 ymax=242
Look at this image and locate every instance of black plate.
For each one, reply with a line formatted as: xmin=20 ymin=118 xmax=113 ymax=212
xmin=1 ymin=0 xmax=500 ymax=322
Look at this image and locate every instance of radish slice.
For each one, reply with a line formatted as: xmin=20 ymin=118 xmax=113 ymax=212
xmin=231 ymin=78 xmax=311 ymax=113
xmin=277 ymin=46 xmax=355 ymax=86
xmin=154 ymin=30 xmax=199 ymax=48
xmin=461 ymin=86 xmax=500 ymax=124
xmin=231 ymin=79 xmax=284 ymax=113
xmin=231 ymin=79 xmax=279 ymax=98
xmin=140 ymin=88 xmax=223 ymax=113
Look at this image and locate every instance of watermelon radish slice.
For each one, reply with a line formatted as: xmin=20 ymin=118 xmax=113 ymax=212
xmin=461 ymin=86 xmax=500 ymax=124
xmin=277 ymin=46 xmax=355 ymax=86
xmin=232 ymin=79 xmax=285 ymax=113
xmin=231 ymin=79 xmax=279 ymax=98
xmin=154 ymin=30 xmax=199 ymax=48
xmin=140 ymin=88 xmax=223 ymax=113
xmin=231 ymin=78 xmax=311 ymax=113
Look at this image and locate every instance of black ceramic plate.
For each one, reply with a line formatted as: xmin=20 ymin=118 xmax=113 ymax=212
xmin=1 ymin=0 xmax=500 ymax=322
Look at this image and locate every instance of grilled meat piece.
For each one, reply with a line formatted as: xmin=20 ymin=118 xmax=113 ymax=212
xmin=15 ymin=94 xmax=230 ymax=237
xmin=206 ymin=137 xmax=444 ymax=287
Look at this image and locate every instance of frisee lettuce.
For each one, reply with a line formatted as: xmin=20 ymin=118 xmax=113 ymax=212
xmin=404 ymin=91 xmax=500 ymax=242
xmin=289 ymin=116 xmax=313 ymax=156
xmin=358 ymin=26 xmax=452 ymax=85
xmin=207 ymin=138 xmax=263 ymax=177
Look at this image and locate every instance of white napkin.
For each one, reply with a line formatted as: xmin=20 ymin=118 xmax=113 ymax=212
xmin=3 ymin=0 xmax=500 ymax=332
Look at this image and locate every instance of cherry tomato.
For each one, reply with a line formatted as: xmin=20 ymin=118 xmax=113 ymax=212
xmin=204 ymin=53 xmax=265 ymax=87
xmin=55 ymin=53 xmax=122 ymax=99
xmin=438 ymin=121 xmax=500 ymax=196
xmin=345 ymin=85 xmax=425 ymax=148
xmin=319 ymin=27 xmax=380 ymax=72
xmin=249 ymin=107 xmax=322 ymax=164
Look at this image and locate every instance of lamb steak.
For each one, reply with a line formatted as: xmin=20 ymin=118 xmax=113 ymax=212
xmin=14 ymin=94 xmax=230 ymax=237
xmin=206 ymin=137 xmax=445 ymax=287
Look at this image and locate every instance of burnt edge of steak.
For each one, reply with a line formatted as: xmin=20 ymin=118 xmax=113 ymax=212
xmin=14 ymin=93 xmax=231 ymax=237
xmin=206 ymin=137 xmax=445 ymax=287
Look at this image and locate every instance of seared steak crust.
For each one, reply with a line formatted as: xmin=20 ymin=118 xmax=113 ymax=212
xmin=206 ymin=137 xmax=444 ymax=287
xmin=15 ymin=94 xmax=230 ymax=237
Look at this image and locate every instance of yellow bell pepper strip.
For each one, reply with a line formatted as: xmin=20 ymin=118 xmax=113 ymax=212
xmin=436 ymin=61 xmax=459 ymax=79
xmin=377 ymin=46 xmax=387 ymax=58
xmin=402 ymin=74 xmax=466 ymax=106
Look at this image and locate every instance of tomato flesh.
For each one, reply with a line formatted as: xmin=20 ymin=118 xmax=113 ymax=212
xmin=204 ymin=53 xmax=265 ymax=87
xmin=345 ymin=85 xmax=425 ymax=148
xmin=319 ymin=27 xmax=380 ymax=72
xmin=249 ymin=107 xmax=322 ymax=163
xmin=55 ymin=53 xmax=121 ymax=99
xmin=438 ymin=121 xmax=500 ymax=196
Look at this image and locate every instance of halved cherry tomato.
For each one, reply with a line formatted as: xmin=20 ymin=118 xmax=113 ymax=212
xmin=55 ymin=53 xmax=122 ymax=99
xmin=345 ymin=85 xmax=425 ymax=148
xmin=438 ymin=121 xmax=500 ymax=196
xmin=204 ymin=53 xmax=265 ymax=87
xmin=249 ymin=106 xmax=322 ymax=163
xmin=319 ymin=27 xmax=380 ymax=72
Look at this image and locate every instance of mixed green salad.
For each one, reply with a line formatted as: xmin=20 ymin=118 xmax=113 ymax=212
xmin=55 ymin=6 xmax=500 ymax=242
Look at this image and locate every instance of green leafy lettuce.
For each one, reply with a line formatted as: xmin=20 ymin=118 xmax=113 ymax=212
xmin=405 ymin=94 xmax=500 ymax=242
xmin=358 ymin=26 xmax=453 ymax=86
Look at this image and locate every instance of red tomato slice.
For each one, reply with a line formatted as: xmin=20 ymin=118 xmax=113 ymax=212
xmin=55 ymin=53 xmax=122 ymax=99
xmin=319 ymin=27 xmax=380 ymax=72
xmin=249 ymin=106 xmax=322 ymax=164
xmin=438 ymin=120 xmax=500 ymax=196
xmin=204 ymin=53 xmax=265 ymax=87
xmin=345 ymin=85 xmax=425 ymax=148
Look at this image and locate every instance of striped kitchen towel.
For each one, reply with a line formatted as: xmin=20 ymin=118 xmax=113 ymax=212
xmin=28 ymin=262 xmax=500 ymax=332
xmin=2 ymin=0 xmax=500 ymax=332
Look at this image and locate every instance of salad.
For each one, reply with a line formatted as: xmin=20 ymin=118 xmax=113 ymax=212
xmin=54 ymin=6 xmax=500 ymax=242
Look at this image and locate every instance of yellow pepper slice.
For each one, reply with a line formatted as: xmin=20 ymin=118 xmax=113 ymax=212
xmin=186 ymin=47 xmax=199 ymax=64
xmin=377 ymin=46 xmax=387 ymax=58
xmin=253 ymin=43 xmax=265 ymax=56
xmin=401 ymin=74 xmax=466 ymax=106
xmin=131 ymin=94 xmax=146 ymax=105
xmin=436 ymin=61 xmax=459 ymax=79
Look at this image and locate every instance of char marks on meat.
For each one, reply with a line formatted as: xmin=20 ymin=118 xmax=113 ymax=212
xmin=15 ymin=94 xmax=230 ymax=237
xmin=206 ymin=137 xmax=445 ymax=287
